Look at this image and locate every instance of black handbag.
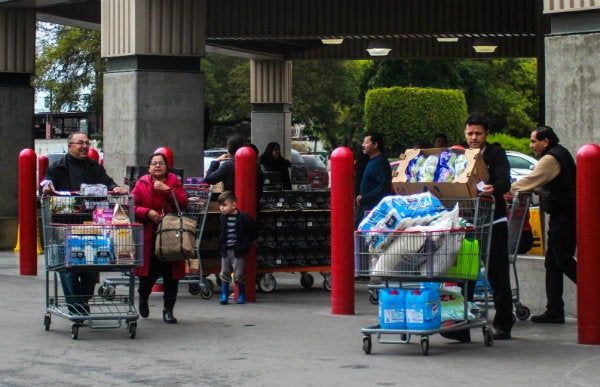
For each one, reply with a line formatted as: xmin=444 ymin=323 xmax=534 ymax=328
xmin=154 ymin=190 xmax=197 ymax=262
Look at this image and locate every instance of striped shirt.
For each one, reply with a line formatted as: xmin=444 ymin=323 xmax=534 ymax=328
xmin=226 ymin=214 xmax=237 ymax=248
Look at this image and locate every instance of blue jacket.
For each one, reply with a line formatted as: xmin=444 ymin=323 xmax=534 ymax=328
xmin=358 ymin=153 xmax=392 ymax=210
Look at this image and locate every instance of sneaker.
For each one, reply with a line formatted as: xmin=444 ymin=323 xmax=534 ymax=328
xmin=531 ymin=311 xmax=565 ymax=324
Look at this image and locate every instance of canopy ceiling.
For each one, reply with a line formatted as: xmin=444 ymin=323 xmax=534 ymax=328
xmin=2 ymin=0 xmax=547 ymax=60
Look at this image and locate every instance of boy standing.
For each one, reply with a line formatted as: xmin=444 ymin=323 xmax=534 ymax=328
xmin=217 ymin=191 xmax=257 ymax=304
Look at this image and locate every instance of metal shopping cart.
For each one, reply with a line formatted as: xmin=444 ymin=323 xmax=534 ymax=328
xmin=474 ymin=191 xmax=532 ymax=320
xmin=99 ymin=184 xmax=215 ymax=298
xmin=41 ymin=194 xmax=143 ymax=339
xmin=180 ymin=183 xmax=215 ymax=298
xmin=356 ymin=197 xmax=495 ymax=356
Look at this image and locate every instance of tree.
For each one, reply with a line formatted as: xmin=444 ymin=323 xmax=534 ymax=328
xmin=292 ymin=60 xmax=365 ymax=149
xmin=362 ymin=59 xmax=539 ymax=138
xmin=35 ymin=23 xmax=104 ymax=115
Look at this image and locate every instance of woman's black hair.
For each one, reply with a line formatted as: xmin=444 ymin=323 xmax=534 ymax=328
xmin=148 ymin=152 xmax=168 ymax=165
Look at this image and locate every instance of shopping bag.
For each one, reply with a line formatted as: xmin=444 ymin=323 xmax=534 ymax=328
xmin=154 ymin=190 xmax=197 ymax=262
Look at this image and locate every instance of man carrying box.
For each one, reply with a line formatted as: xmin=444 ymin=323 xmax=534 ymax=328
xmin=442 ymin=114 xmax=514 ymax=341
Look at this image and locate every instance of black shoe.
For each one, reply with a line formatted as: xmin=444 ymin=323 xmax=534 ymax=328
xmin=163 ymin=308 xmax=177 ymax=324
xmin=493 ymin=329 xmax=511 ymax=340
xmin=440 ymin=329 xmax=471 ymax=343
xmin=139 ymin=297 xmax=149 ymax=318
xmin=531 ymin=311 xmax=565 ymax=324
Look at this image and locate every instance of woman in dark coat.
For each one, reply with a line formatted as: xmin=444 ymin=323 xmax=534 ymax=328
xmin=259 ymin=142 xmax=292 ymax=190
xmin=132 ymin=153 xmax=188 ymax=324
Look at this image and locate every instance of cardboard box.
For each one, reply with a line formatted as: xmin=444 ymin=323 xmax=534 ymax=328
xmin=392 ymin=148 xmax=489 ymax=199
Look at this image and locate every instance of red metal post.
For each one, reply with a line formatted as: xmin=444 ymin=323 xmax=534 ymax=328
xmin=235 ymin=146 xmax=257 ymax=302
xmin=576 ymin=143 xmax=600 ymax=344
xmin=330 ymin=146 xmax=355 ymax=314
xmin=19 ymin=149 xmax=38 ymax=275
xmin=154 ymin=147 xmax=174 ymax=168
xmin=37 ymin=155 xmax=49 ymax=185
xmin=88 ymin=147 xmax=100 ymax=162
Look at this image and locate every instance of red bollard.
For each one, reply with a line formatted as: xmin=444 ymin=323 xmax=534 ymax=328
xmin=37 ymin=155 xmax=49 ymax=185
xmin=235 ymin=146 xmax=257 ymax=302
xmin=88 ymin=148 xmax=100 ymax=162
xmin=330 ymin=146 xmax=355 ymax=314
xmin=19 ymin=149 xmax=38 ymax=275
xmin=576 ymin=143 xmax=600 ymax=344
xmin=154 ymin=147 xmax=174 ymax=168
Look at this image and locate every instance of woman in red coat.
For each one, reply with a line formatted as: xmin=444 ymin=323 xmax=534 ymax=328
xmin=132 ymin=153 xmax=188 ymax=323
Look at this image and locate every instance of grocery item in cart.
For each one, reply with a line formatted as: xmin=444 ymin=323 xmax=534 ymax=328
xmin=405 ymin=285 xmax=441 ymax=330
xmin=111 ymin=203 xmax=136 ymax=263
xmin=379 ymin=288 xmax=406 ymax=329
xmin=439 ymin=285 xmax=475 ymax=322
xmin=358 ymin=192 xmax=447 ymax=253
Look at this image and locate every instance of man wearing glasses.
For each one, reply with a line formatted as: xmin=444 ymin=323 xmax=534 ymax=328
xmin=41 ymin=131 xmax=127 ymax=319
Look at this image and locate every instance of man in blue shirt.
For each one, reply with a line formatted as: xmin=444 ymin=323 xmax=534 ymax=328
xmin=355 ymin=132 xmax=392 ymax=226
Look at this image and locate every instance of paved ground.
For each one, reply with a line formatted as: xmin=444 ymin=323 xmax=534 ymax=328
xmin=0 ymin=251 xmax=597 ymax=387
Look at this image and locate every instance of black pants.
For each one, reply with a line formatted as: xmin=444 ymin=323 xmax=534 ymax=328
xmin=464 ymin=222 xmax=514 ymax=331
xmin=545 ymin=214 xmax=577 ymax=316
xmin=138 ymin=253 xmax=179 ymax=310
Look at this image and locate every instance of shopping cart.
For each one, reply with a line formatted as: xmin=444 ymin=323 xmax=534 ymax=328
xmin=180 ymin=183 xmax=215 ymax=298
xmin=100 ymin=184 xmax=215 ymax=298
xmin=357 ymin=197 xmax=495 ymax=356
xmin=41 ymin=194 xmax=143 ymax=340
xmin=474 ymin=191 xmax=532 ymax=320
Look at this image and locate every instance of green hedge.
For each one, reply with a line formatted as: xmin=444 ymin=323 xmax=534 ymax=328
xmin=364 ymin=86 xmax=467 ymax=155
xmin=487 ymin=133 xmax=533 ymax=155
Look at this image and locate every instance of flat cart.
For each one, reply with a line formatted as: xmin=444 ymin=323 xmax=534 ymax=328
xmin=41 ymin=194 xmax=143 ymax=339
xmin=356 ymin=197 xmax=495 ymax=356
xmin=99 ymin=184 xmax=215 ymax=298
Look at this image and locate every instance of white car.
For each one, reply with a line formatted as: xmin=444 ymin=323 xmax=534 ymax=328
xmin=505 ymin=150 xmax=539 ymax=205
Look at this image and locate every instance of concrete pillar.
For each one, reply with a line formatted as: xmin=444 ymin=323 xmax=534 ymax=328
xmin=101 ymin=0 xmax=206 ymax=184
xmin=544 ymin=9 xmax=600 ymax=156
xmin=0 ymin=9 xmax=35 ymax=249
xmin=250 ymin=60 xmax=293 ymax=159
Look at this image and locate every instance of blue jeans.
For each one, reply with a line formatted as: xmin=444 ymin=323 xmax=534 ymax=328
xmin=59 ymin=271 xmax=97 ymax=313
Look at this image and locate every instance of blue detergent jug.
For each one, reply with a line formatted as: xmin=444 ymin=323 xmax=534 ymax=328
xmin=379 ymin=288 xmax=406 ymax=329
xmin=405 ymin=286 xmax=441 ymax=330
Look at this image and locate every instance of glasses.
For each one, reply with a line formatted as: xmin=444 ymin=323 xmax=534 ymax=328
xmin=150 ymin=161 xmax=166 ymax=167
xmin=69 ymin=140 xmax=91 ymax=146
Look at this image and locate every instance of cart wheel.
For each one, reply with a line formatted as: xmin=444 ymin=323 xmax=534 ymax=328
xmin=258 ymin=273 xmax=277 ymax=293
xmin=99 ymin=284 xmax=116 ymax=301
xmin=128 ymin=322 xmax=137 ymax=339
xmin=300 ymin=273 xmax=314 ymax=289
xmin=43 ymin=313 xmax=51 ymax=331
xmin=323 ymin=276 xmax=332 ymax=291
xmin=369 ymin=289 xmax=379 ymax=305
xmin=188 ymin=283 xmax=201 ymax=295
xmin=515 ymin=305 xmax=531 ymax=321
xmin=200 ymin=279 xmax=214 ymax=299
xmin=402 ymin=333 xmax=411 ymax=343
xmin=420 ymin=336 xmax=430 ymax=356
xmin=362 ymin=336 xmax=372 ymax=354
xmin=483 ymin=327 xmax=494 ymax=347
xmin=71 ymin=324 xmax=80 ymax=340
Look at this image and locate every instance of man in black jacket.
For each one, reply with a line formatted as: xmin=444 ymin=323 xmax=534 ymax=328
xmin=42 ymin=132 xmax=127 ymax=318
xmin=443 ymin=114 xmax=514 ymax=341
xmin=511 ymin=126 xmax=576 ymax=323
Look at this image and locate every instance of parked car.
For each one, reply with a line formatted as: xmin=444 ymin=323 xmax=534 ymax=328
xmin=506 ymin=150 xmax=539 ymax=205
xmin=290 ymin=149 xmax=308 ymax=186
xmin=301 ymin=154 xmax=329 ymax=188
xmin=203 ymin=147 xmax=227 ymax=174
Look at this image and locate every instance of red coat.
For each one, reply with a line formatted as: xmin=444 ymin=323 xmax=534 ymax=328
xmin=132 ymin=173 xmax=188 ymax=279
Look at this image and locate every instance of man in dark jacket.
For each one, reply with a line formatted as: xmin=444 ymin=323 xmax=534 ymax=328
xmin=443 ymin=114 xmax=514 ymax=341
xmin=41 ymin=132 xmax=126 ymax=318
xmin=511 ymin=126 xmax=576 ymax=324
